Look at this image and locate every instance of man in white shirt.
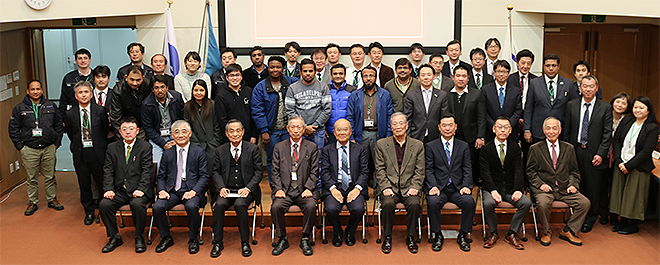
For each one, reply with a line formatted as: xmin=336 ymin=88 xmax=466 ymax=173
xmin=484 ymin=38 xmax=501 ymax=76
xmin=345 ymin=43 xmax=367 ymax=88
xmin=326 ymin=43 xmax=342 ymax=68
xmin=284 ymin=41 xmax=302 ymax=79
xmin=368 ymin=41 xmax=394 ymax=87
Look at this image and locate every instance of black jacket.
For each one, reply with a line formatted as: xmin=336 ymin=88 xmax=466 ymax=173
xmin=480 ymin=139 xmax=524 ymax=194
xmin=242 ymin=65 xmax=269 ymax=89
xmin=613 ymin=115 xmax=660 ymax=173
xmin=64 ymin=103 xmax=110 ymax=166
xmin=115 ymin=63 xmax=154 ymax=82
xmin=109 ymin=79 xmax=152 ymax=131
xmin=59 ymin=70 xmax=93 ymax=114
xmin=141 ymin=90 xmax=184 ymax=147
xmin=215 ymin=84 xmax=258 ymax=143
xmin=9 ymin=95 xmax=63 ymax=150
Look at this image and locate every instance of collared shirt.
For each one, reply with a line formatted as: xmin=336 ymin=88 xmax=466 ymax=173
xmin=316 ymin=68 xmax=325 ymax=81
xmin=497 ymin=82 xmax=507 ymax=106
xmin=393 ymin=137 xmax=407 ymax=169
xmin=495 ymin=138 xmax=507 ymax=155
xmin=432 ymin=75 xmax=443 ymax=89
xmin=520 ymin=73 xmax=531 ymax=109
xmin=441 ymin=136 xmax=454 ymax=154
xmin=346 ymin=65 xmax=365 ymax=88
xmin=158 ymin=92 xmax=174 ymax=131
xmin=544 ymin=74 xmax=559 ymax=100
xmin=369 ymin=62 xmax=382 ymax=87
xmin=176 ymin=142 xmax=190 ymax=181
xmin=290 ymin=138 xmax=302 ymax=158
xmin=449 ymin=61 xmax=460 ymax=74
xmin=330 ymin=141 xmax=363 ymax=192
xmin=94 ymin=87 xmax=109 ymax=106
xmin=230 ymin=141 xmax=243 ymax=160
xmin=79 ymin=104 xmax=92 ymax=130
xmin=450 ymin=86 xmax=469 ymax=96
xmin=471 ymin=68 xmax=483 ymax=87
xmin=286 ymin=62 xmax=297 ymax=75
xmin=546 ymin=139 xmax=560 ymax=158
xmin=622 ymin=122 xmax=643 ymax=162
xmin=124 ymin=140 xmax=136 ymax=160
xmin=421 ymin=85 xmax=433 ymax=112
xmin=577 ymin=97 xmax=595 ymax=143
xmin=486 ymin=58 xmax=496 ymax=76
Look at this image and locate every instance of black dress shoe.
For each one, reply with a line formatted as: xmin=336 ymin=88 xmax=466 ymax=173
xmin=599 ymin=216 xmax=609 ymax=225
xmin=332 ymin=232 xmax=342 ymax=247
xmin=272 ymin=237 xmax=289 ymax=256
xmin=242 ymin=241 xmax=252 ymax=257
xmin=155 ymin=235 xmax=174 ymax=253
xmin=84 ymin=213 xmax=94 ymax=225
xmin=210 ymin=242 xmax=224 ymax=258
xmin=95 ymin=215 xmax=100 ymax=223
xmin=581 ymin=223 xmax=593 ymax=233
xmin=102 ymin=234 xmax=123 ymax=253
xmin=618 ymin=223 xmax=639 ymax=235
xmin=457 ymin=233 xmax=471 ymax=252
xmin=345 ymin=232 xmax=356 ymax=246
xmin=300 ymin=237 xmax=313 ymax=256
xmin=406 ymin=235 xmax=418 ymax=254
xmin=188 ymin=238 xmax=200 ymax=254
xmin=135 ymin=236 xmax=147 ymax=253
xmin=381 ymin=236 xmax=392 ymax=254
xmin=432 ymin=233 xmax=444 ymax=252
xmin=613 ymin=220 xmax=628 ymax=232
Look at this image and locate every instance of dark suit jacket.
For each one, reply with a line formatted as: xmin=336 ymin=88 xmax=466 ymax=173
xmin=64 ymin=103 xmax=110 ymax=166
xmin=441 ymin=60 xmax=472 ymax=77
xmin=526 ymin=140 xmax=580 ymax=196
xmin=467 ymin=68 xmax=494 ymax=89
xmin=613 ymin=116 xmax=660 ymax=173
xmin=375 ymin=136 xmax=425 ymax=196
xmin=184 ymin=102 xmax=222 ymax=153
xmin=157 ymin=143 xmax=208 ymax=194
xmin=214 ymin=141 xmax=263 ymax=202
xmin=320 ymin=142 xmax=370 ymax=200
xmin=271 ymin=138 xmax=320 ymax=199
xmin=562 ymin=98 xmax=612 ymax=169
xmin=568 ymin=81 xmax=603 ymax=101
xmin=480 ymin=139 xmax=524 ymax=194
xmin=95 ymin=88 xmax=113 ymax=111
xmin=103 ymin=139 xmax=154 ymax=199
xmin=379 ymin=64 xmax=395 ymax=86
xmin=424 ymin=137 xmax=473 ymax=194
xmin=481 ymin=81 xmax=523 ymax=142
xmin=523 ymin=75 xmax=577 ymax=139
xmin=507 ymin=72 xmax=538 ymax=92
xmin=403 ymin=87 xmax=449 ymax=142
xmin=445 ymin=87 xmax=488 ymax=143
xmin=433 ymin=75 xmax=454 ymax=91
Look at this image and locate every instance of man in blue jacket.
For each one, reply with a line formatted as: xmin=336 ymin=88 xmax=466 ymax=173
xmin=141 ymin=75 xmax=184 ymax=167
xmin=251 ymin=56 xmax=300 ymax=185
xmin=326 ymin=64 xmax=357 ymax=145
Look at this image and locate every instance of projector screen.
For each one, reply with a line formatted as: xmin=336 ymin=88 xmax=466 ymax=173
xmin=222 ymin=0 xmax=459 ymax=50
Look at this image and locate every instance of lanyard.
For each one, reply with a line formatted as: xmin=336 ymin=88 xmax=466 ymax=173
xmin=290 ymin=139 xmax=300 ymax=163
xmin=159 ymin=101 xmax=167 ymax=120
xmin=32 ymin=101 xmax=40 ymax=121
xmin=365 ymin=90 xmax=376 ymax=111
xmin=186 ymin=71 xmax=200 ymax=90
xmin=286 ymin=66 xmax=295 ymax=76
xmin=626 ymin=122 xmax=644 ymax=145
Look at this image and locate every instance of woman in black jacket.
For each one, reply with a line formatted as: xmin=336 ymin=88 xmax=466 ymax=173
xmin=611 ymin=96 xmax=659 ymax=234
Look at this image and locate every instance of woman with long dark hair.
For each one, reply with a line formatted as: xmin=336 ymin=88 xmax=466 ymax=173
xmin=611 ymin=96 xmax=659 ymax=234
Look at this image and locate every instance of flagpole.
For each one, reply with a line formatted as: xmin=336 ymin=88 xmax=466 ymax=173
xmin=162 ymin=0 xmax=174 ymax=54
xmin=198 ymin=0 xmax=208 ymax=54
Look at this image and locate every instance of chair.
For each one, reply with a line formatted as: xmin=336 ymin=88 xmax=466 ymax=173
xmin=478 ymin=187 xmax=527 ymax=242
xmin=270 ymin=204 xmax=318 ymax=246
xmin=118 ymin=163 xmax=157 ymax=229
xmin=146 ymin=199 xmax=207 ymax=245
xmin=375 ymin=196 xmax=422 ymax=244
xmin=425 ymin=201 xmax=473 ymax=243
xmin=529 ymin=193 xmax=573 ymax=241
xmin=321 ymin=200 xmax=369 ymax=244
xmin=210 ymin=199 xmax=262 ymax=245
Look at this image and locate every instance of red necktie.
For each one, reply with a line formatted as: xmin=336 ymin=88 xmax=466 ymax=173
xmin=551 ymin=143 xmax=557 ymax=169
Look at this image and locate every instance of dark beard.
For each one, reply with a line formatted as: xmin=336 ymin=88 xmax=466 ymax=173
xmin=363 ymin=83 xmax=375 ymax=90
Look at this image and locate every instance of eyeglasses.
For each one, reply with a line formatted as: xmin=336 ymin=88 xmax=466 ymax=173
xmin=335 ymin=127 xmax=350 ymax=133
xmin=495 ymin=125 xmax=511 ymax=130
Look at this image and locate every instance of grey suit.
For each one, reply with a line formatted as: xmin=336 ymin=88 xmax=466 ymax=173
xmin=433 ymin=75 xmax=454 ymax=91
xmin=403 ymin=87 xmax=449 ymax=143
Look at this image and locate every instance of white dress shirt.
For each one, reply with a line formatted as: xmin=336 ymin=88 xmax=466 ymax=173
xmin=546 ymin=139 xmax=560 ymax=158
xmin=495 ymin=138 xmax=508 ymax=155
xmin=176 ymin=143 xmax=190 ymax=181
xmin=544 ymin=74 xmax=559 ymax=100
xmin=230 ymin=141 xmax=243 ymax=160
xmin=94 ymin=88 xmax=109 ymax=106
xmin=577 ymin=97 xmax=595 ymax=143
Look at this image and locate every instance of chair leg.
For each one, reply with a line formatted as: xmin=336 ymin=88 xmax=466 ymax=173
xmin=427 ymin=216 xmax=432 ymax=243
xmin=531 ymin=204 xmax=540 ymax=241
xmin=147 ymin=215 xmax=154 ymax=245
xmin=271 ymin=223 xmax=276 ymax=247
xmin=251 ymin=205 xmax=258 ymax=245
xmin=480 ymin=189 xmax=487 ymax=241
xmin=119 ymin=211 xmax=125 ymax=228
xmin=199 ymin=208 xmax=205 ymax=245
xmin=417 ymin=217 xmax=422 ymax=243
xmin=370 ymin=199 xmax=376 ymax=227
xmin=376 ymin=199 xmax=382 ymax=244
xmin=260 ymin=203 xmax=265 ymax=229
xmin=322 ymin=207 xmax=327 ymax=244
xmin=521 ymin=222 xmax=528 ymax=241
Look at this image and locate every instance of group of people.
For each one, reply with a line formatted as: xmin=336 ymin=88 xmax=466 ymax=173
xmin=8 ymin=37 xmax=658 ymax=257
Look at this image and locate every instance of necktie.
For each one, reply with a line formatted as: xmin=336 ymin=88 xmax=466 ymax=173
xmin=551 ymin=143 xmax=557 ymax=169
xmin=548 ymin=80 xmax=555 ymax=99
xmin=125 ymin=145 xmax=131 ymax=164
xmin=234 ymin=147 xmax=239 ymax=161
xmin=520 ymin=75 xmax=525 ymax=93
xmin=98 ymin=92 xmax=104 ymax=106
xmin=82 ymin=108 xmax=91 ymax=141
xmin=498 ymin=86 xmax=505 ymax=109
xmin=293 ymin=143 xmax=299 ymax=164
xmin=341 ymin=145 xmax=350 ymax=191
xmin=423 ymin=89 xmax=431 ymax=113
xmin=175 ymin=148 xmax=184 ymax=191
xmin=580 ymin=103 xmax=591 ymax=145
xmin=445 ymin=141 xmax=452 ymax=184
xmin=353 ymin=70 xmax=360 ymax=86
xmin=499 ymin=143 xmax=506 ymax=166
xmin=317 ymin=72 xmax=322 ymax=81
xmin=476 ymin=73 xmax=481 ymax=89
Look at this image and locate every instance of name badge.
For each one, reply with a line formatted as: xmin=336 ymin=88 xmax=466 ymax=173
xmin=160 ymin=129 xmax=170 ymax=136
xmin=83 ymin=140 xmax=93 ymax=148
xmin=32 ymin=128 xmax=43 ymax=137
xmin=291 ymin=172 xmax=298 ymax=181
xmin=364 ymin=120 xmax=374 ymax=127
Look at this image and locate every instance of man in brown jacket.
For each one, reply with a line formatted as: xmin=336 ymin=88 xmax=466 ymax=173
xmin=526 ymin=117 xmax=590 ymax=247
xmin=375 ymin=112 xmax=425 ymax=254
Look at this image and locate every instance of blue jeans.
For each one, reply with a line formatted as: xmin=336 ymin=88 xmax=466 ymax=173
xmin=150 ymin=136 xmax=173 ymax=170
xmin=264 ymin=129 xmax=289 ymax=188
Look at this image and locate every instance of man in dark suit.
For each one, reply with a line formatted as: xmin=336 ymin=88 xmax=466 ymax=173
xmin=93 ymin=65 xmax=113 ymax=111
xmin=152 ymin=120 xmax=208 ymax=254
xmin=368 ymin=41 xmax=395 ymax=87
xmin=480 ymin=117 xmax=530 ymax=250
xmin=404 ymin=64 xmax=449 ymax=143
xmin=527 ymin=117 xmax=590 ymax=247
xmin=524 ymin=54 xmax=579 ymax=144
xmin=429 ymin=53 xmax=454 ymax=91
xmin=425 ymin=113 xmax=476 ymax=252
xmin=64 ymin=81 xmax=109 ymax=225
xmin=320 ymin=119 xmax=369 ymax=247
xmin=508 ymin=49 xmax=538 ymax=163
xmin=375 ymin=112 xmax=425 ymax=254
xmin=441 ymin=40 xmax=472 ymax=78
xmin=115 ymin=43 xmax=154 ymax=82
xmin=445 ymin=65 xmax=487 ymax=185
xmin=569 ymin=61 xmax=603 ymax=100
xmin=467 ymin=48 xmax=494 ymax=90
xmin=562 ymin=75 xmax=612 ymax=233
xmin=271 ymin=115 xmax=320 ymax=256
xmin=99 ymin=117 xmax=154 ymax=253
xmin=211 ymin=119 xmax=262 ymax=257
xmin=482 ymin=60 xmax=523 ymax=143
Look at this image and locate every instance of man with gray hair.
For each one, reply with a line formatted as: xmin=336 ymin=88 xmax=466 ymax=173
xmin=152 ymin=120 xmax=209 ymax=254
xmin=64 ymin=81 xmax=110 ymax=225
xmin=527 ymin=117 xmax=590 ymax=247
xmin=375 ymin=112 xmax=425 ymax=254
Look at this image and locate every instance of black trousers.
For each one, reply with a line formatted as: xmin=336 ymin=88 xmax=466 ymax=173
xmin=152 ymin=190 xmax=203 ymax=239
xmin=213 ymin=194 xmax=254 ymax=243
xmin=323 ymin=190 xmax=365 ymax=236
xmin=74 ymin=148 xmax=104 ymax=214
xmin=576 ymin=147 xmax=606 ymax=225
xmin=381 ymin=194 xmax=421 ymax=237
xmin=99 ymin=190 xmax=151 ymax=238
xmin=271 ymin=195 xmax=317 ymax=237
xmin=427 ymin=185 xmax=476 ymax=234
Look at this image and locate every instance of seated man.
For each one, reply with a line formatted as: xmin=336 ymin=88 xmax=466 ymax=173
xmin=320 ymin=119 xmax=369 ymax=247
xmin=527 ymin=117 xmax=590 ymax=247
xmin=152 ymin=120 xmax=208 ymax=254
xmin=425 ymin=113 xmax=476 ymax=252
xmin=375 ymin=112 xmax=425 ymax=254
xmin=480 ymin=117 xmax=531 ymax=250
xmin=99 ymin=117 xmax=153 ymax=253
xmin=271 ymin=115 xmax=320 ymax=256
xmin=211 ymin=119 xmax=262 ymax=257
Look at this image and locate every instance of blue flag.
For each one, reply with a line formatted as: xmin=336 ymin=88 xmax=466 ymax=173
xmin=204 ymin=4 xmax=222 ymax=76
